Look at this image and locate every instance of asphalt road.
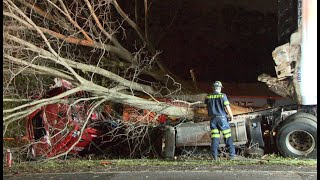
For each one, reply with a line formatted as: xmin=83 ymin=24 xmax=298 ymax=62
xmin=4 ymin=170 xmax=317 ymax=180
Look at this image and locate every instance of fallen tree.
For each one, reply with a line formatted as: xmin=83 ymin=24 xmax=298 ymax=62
xmin=3 ymin=0 xmax=199 ymax=160
xmin=3 ymin=0 xmax=254 ymax=160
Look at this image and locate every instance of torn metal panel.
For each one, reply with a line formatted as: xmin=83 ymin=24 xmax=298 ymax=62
xmin=258 ymin=73 xmax=295 ymax=98
xmin=272 ymin=43 xmax=295 ymax=79
xmin=272 ymin=43 xmax=290 ymax=66
xmin=258 ymin=28 xmax=302 ymax=102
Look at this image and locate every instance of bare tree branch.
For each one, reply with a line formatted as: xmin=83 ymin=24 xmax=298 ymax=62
xmin=3 ymin=0 xmax=203 ymax=160
xmin=112 ymin=0 xmax=145 ymax=42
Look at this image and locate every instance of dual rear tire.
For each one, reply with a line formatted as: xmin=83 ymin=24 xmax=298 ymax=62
xmin=276 ymin=113 xmax=317 ymax=159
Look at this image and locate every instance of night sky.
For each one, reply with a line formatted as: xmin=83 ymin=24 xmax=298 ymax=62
xmin=149 ymin=0 xmax=284 ymax=83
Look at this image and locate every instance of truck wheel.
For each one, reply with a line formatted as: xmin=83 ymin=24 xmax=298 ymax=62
xmin=276 ymin=114 xmax=317 ymax=159
xmin=287 ymin=112 xmax=317 ymax=123
xmin=161 ymin=126 xmax=176 ymax=159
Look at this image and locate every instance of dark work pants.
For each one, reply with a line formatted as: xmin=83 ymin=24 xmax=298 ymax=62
xmin=210 ymin=116 xmax=235 ymax=158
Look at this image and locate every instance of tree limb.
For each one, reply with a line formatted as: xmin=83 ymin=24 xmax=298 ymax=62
xmin=4 ymin=54 xmax=75 ymax=82
xmin=112 ymin=0 xmax=145 ymax=42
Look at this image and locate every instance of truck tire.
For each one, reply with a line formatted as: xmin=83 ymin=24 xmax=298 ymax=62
xmin=289 ymin=112 xmax=317 ymax=122
xmin=161 ymin=126 xmax=176 ymax=159
xmin=276 ymin=114 xmax=317 ymax=159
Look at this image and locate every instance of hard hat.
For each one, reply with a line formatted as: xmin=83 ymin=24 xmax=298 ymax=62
xmin=213 ymin=81 xmax=223 ymax=88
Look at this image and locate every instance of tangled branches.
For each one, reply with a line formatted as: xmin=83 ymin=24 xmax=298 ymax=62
xmin=3 ymin=0 xmax=197 ymax=161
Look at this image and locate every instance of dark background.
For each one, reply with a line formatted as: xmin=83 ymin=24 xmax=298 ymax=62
xmin=147 ymin=0 xmax=298 ymax=83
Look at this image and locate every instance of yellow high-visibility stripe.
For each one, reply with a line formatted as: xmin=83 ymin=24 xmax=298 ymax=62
xmin=212 ymin=134 xmax=220 ymax=138
xmin=224 ymin=101 xmax=230 ymax=105
xmin=211 ymin=129 xmax=219 ymax=133
xmin=224 ymin=133 xmax=232 ymax=138
xmin=206 ymin=94 xmax=224 ymax=99
xmin=222 ymin=129 xmax=231 ymax=134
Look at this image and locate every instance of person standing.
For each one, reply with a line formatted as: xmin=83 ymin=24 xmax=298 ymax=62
xmin=205 ymin=81 xmax=235 ymax=161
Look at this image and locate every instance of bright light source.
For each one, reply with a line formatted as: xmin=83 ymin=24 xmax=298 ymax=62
xmin=300 ymin=0 xmax=317 ymax=105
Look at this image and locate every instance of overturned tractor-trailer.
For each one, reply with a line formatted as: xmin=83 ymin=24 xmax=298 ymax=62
xmin=162 ymin=0 xmax=317 ymax=159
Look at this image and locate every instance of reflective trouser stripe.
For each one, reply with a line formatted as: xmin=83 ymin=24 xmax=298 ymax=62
xmin=222 ymin=128 xmax=232 ymax=138
xmin=211 ymin=129 xmax=220 ymax=138
xmin=211 ymin=129 xmax=219 ymax=133
xmin=222 ymin=129 xmax=231 ymax=134
xmin=212 ymin=134 xmax=220 ymax=138
xmin=224 ymin=133 xmax=232 ymax=138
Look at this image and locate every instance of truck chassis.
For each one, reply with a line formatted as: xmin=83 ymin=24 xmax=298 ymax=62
xmin=162 ymin=105 xmax=317 ymax=159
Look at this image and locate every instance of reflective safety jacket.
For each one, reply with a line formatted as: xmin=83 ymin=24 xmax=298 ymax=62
xmin=204 ymin=92 xmax=230 ymax=116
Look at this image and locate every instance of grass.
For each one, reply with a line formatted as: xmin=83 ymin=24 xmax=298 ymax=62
xmin=107 ymin=155 xmax=317 ymax=166
xmin=3 ymin=154 xmax=317 ymax=175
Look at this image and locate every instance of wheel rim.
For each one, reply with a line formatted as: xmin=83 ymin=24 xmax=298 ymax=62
xmin=285 ymin=130 xmax=315 ymax=155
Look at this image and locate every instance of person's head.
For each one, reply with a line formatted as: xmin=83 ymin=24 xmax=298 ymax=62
xmin=212 ymin=81 xmax=223 ymax=93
